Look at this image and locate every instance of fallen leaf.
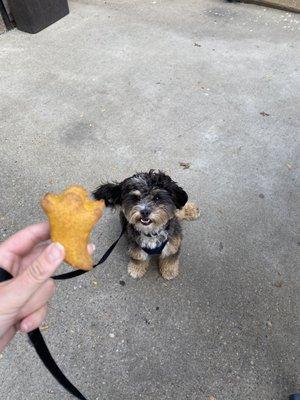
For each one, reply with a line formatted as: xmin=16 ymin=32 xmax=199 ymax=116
xmin=209 ymin=396 xmax=216 ymax=400
xmin=91 ymin=273 xmax=99 ymax=288
xmin=260 ymin=111 xmax=270 ymax=117
xmin=274 ymin=281 xmax=283 ymax=288
xmin=179 ymin=162 xmax=191 ymax=169
xmin=286 ymin=162 xmax=292 ymax=170
xmin=40 ymin=322 xmax=50 ymax=331
xmin=92 ymin=280 xmax=98 ymax=288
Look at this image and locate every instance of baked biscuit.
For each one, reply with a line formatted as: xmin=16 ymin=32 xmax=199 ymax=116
xmin=42 ymin=185 xmax=105 ymax=270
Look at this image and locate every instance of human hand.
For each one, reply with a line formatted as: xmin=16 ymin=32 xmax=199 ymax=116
xmin=0 ymin=222 xmax=94 ymax=351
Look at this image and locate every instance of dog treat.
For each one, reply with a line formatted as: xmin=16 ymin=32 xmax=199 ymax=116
xmin=42 ymin=185 xmax=105 ymax=270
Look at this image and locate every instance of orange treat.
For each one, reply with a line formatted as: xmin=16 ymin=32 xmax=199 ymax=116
xmin=41 ymin=185 xmax=105 ymax=270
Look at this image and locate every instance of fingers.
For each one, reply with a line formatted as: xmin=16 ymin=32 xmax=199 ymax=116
xmin=19 ymin=305 xmax=47 ymax=333
xmin=3 ymin=242 xmax=64 ymax=310
xmin=18 ymin=279 xmax=55 ymax=320
xmin=87 ymin=243 xmax=96 ymax=255
xmin=20 ymin=241 xmax=50 ymax=271
xmin=0 ymin=326 xmax=16 ymax=352
xmin=0 ymin=222 xmax=50 ymax=257
xmin=21 ymin=242 xmax=95 ymax=271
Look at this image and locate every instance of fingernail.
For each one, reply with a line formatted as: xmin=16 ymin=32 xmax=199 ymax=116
xmin=20 ymin=322 xmax=30 ymax=332
xmin=47 ymin=242 xmax=64 ymax=262
xmin=88 ymin=243 xmax=96 ymax=254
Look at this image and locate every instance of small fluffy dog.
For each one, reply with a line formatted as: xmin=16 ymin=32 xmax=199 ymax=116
xmin=93 ymin=170 xmax=199 ymax=280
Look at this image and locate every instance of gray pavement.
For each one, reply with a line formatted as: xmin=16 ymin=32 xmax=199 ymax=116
xmin=0 ymin=1 xmax=299 ymax=399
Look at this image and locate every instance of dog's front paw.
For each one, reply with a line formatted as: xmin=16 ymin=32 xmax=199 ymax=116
xmin=160 ymin=267 xmax=179 ymax=280
xmin=176 ymin=202 xmax=200 ymax=221
xmin=160 ymin=263 xmax=179 ymax=280
xmin=128 ymin=261 xmax=148 ymax=279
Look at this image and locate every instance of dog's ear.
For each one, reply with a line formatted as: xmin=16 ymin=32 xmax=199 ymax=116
xmin=92 ymin=183 xmax=121 ymax=207
xmin=171 ymin=184 xmax=188 ymax=209
xmin=167 ymin=181 xmax=188 ymax=209
xmin=156 ymin=171 xmax=188 ymax=209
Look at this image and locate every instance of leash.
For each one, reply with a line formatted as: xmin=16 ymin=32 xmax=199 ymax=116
xmin=0 ymin=222 xmax=127 ymax=400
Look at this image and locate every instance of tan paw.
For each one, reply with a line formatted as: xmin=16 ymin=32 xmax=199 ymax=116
xmin=160 ymin=264 xmax=179 ymax=280
xmin=176 ymin=202 xmax=200 ymax=221
xmin=128 ymin=262 xmax=148 ymax=279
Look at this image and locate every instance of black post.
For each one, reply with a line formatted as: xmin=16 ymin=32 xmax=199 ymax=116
xmin=7 ymin=0 xmax=69 ymax=33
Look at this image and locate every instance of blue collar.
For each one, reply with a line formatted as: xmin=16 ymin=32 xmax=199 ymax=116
xmin=142 ymin=239 xmax=168 ymax=255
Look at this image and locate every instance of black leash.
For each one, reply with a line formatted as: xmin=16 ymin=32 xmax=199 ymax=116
xmin=0 ymin=223 xmax=126 ymax=400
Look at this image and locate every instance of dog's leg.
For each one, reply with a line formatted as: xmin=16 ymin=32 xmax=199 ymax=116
xmin=159 ymin=235 xmax=182 ymax=280
xmin=159 ymin=253 xmax=180 ymax=280
xmin=176 ymin=202 xmax=200 ymax=221
xmin=128 ymin=246 xmax=149 ymax=279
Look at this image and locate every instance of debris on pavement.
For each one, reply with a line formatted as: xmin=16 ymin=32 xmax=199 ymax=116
xmin=179 ymin=162 xmax=191 ymax=169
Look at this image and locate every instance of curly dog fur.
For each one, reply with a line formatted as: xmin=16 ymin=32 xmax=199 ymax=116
xmin=93 ymin=170 xmax=199 ymax=280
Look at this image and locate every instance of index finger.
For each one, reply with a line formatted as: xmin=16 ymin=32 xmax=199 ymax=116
xmin=0 ymin=222 xmax=50 ymax=257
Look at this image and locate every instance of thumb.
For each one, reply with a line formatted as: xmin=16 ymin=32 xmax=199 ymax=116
xmin=6 ymin=243 xmax=64 ymax=308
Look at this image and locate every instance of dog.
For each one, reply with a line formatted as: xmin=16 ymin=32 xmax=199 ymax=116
xmin=93 ymin=170 xmax=199 ymax=280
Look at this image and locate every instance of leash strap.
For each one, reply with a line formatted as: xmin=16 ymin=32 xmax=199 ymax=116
xmin=0 ymin=223 xmax=127 ymax=399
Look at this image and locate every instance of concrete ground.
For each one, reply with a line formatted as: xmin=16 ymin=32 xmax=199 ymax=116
xmin=0 ymin=0 xmax=299 ymax=399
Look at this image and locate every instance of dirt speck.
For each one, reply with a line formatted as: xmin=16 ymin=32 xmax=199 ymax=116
xmin=219 ymin=242 xmax=224 ymax=251
xmin=259 ymin=193 xmax=265 ymax=199
xmin=260 ymin=111 xmax=270 ymax=117
xmin=119 ymin=280 xmax=126 ymax=286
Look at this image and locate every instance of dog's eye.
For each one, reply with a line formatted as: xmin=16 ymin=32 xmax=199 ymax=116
xmin=153 ymin=194 xmax=161 ymax=202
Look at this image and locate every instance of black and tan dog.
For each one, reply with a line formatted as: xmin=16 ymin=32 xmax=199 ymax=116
xmin=93 ymin=170 xmax=199 ymax=280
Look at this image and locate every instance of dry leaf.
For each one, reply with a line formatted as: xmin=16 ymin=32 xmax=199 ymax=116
xmin=91 ymin=273 xmax=99 ymax=288
xmin=179 ymin=162 xmax=191 ymax=169
xmin=40 ymin=322 xmax=50 ymax=331
xmin=260 ymin=111 xmax=270 ymax=117
xmin=286 ymin=162 xmax=292 ymax=170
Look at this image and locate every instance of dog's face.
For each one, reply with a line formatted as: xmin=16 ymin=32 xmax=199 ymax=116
xmin=93 ymin=171 xmax=188 ymax=233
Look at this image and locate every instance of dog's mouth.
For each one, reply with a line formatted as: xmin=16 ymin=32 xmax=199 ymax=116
xmin=140 ymin=218 xmax=152 ymax=226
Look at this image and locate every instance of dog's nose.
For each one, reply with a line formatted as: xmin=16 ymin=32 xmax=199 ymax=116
xmin=140 ymin=208 xmax=151 ymax=218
